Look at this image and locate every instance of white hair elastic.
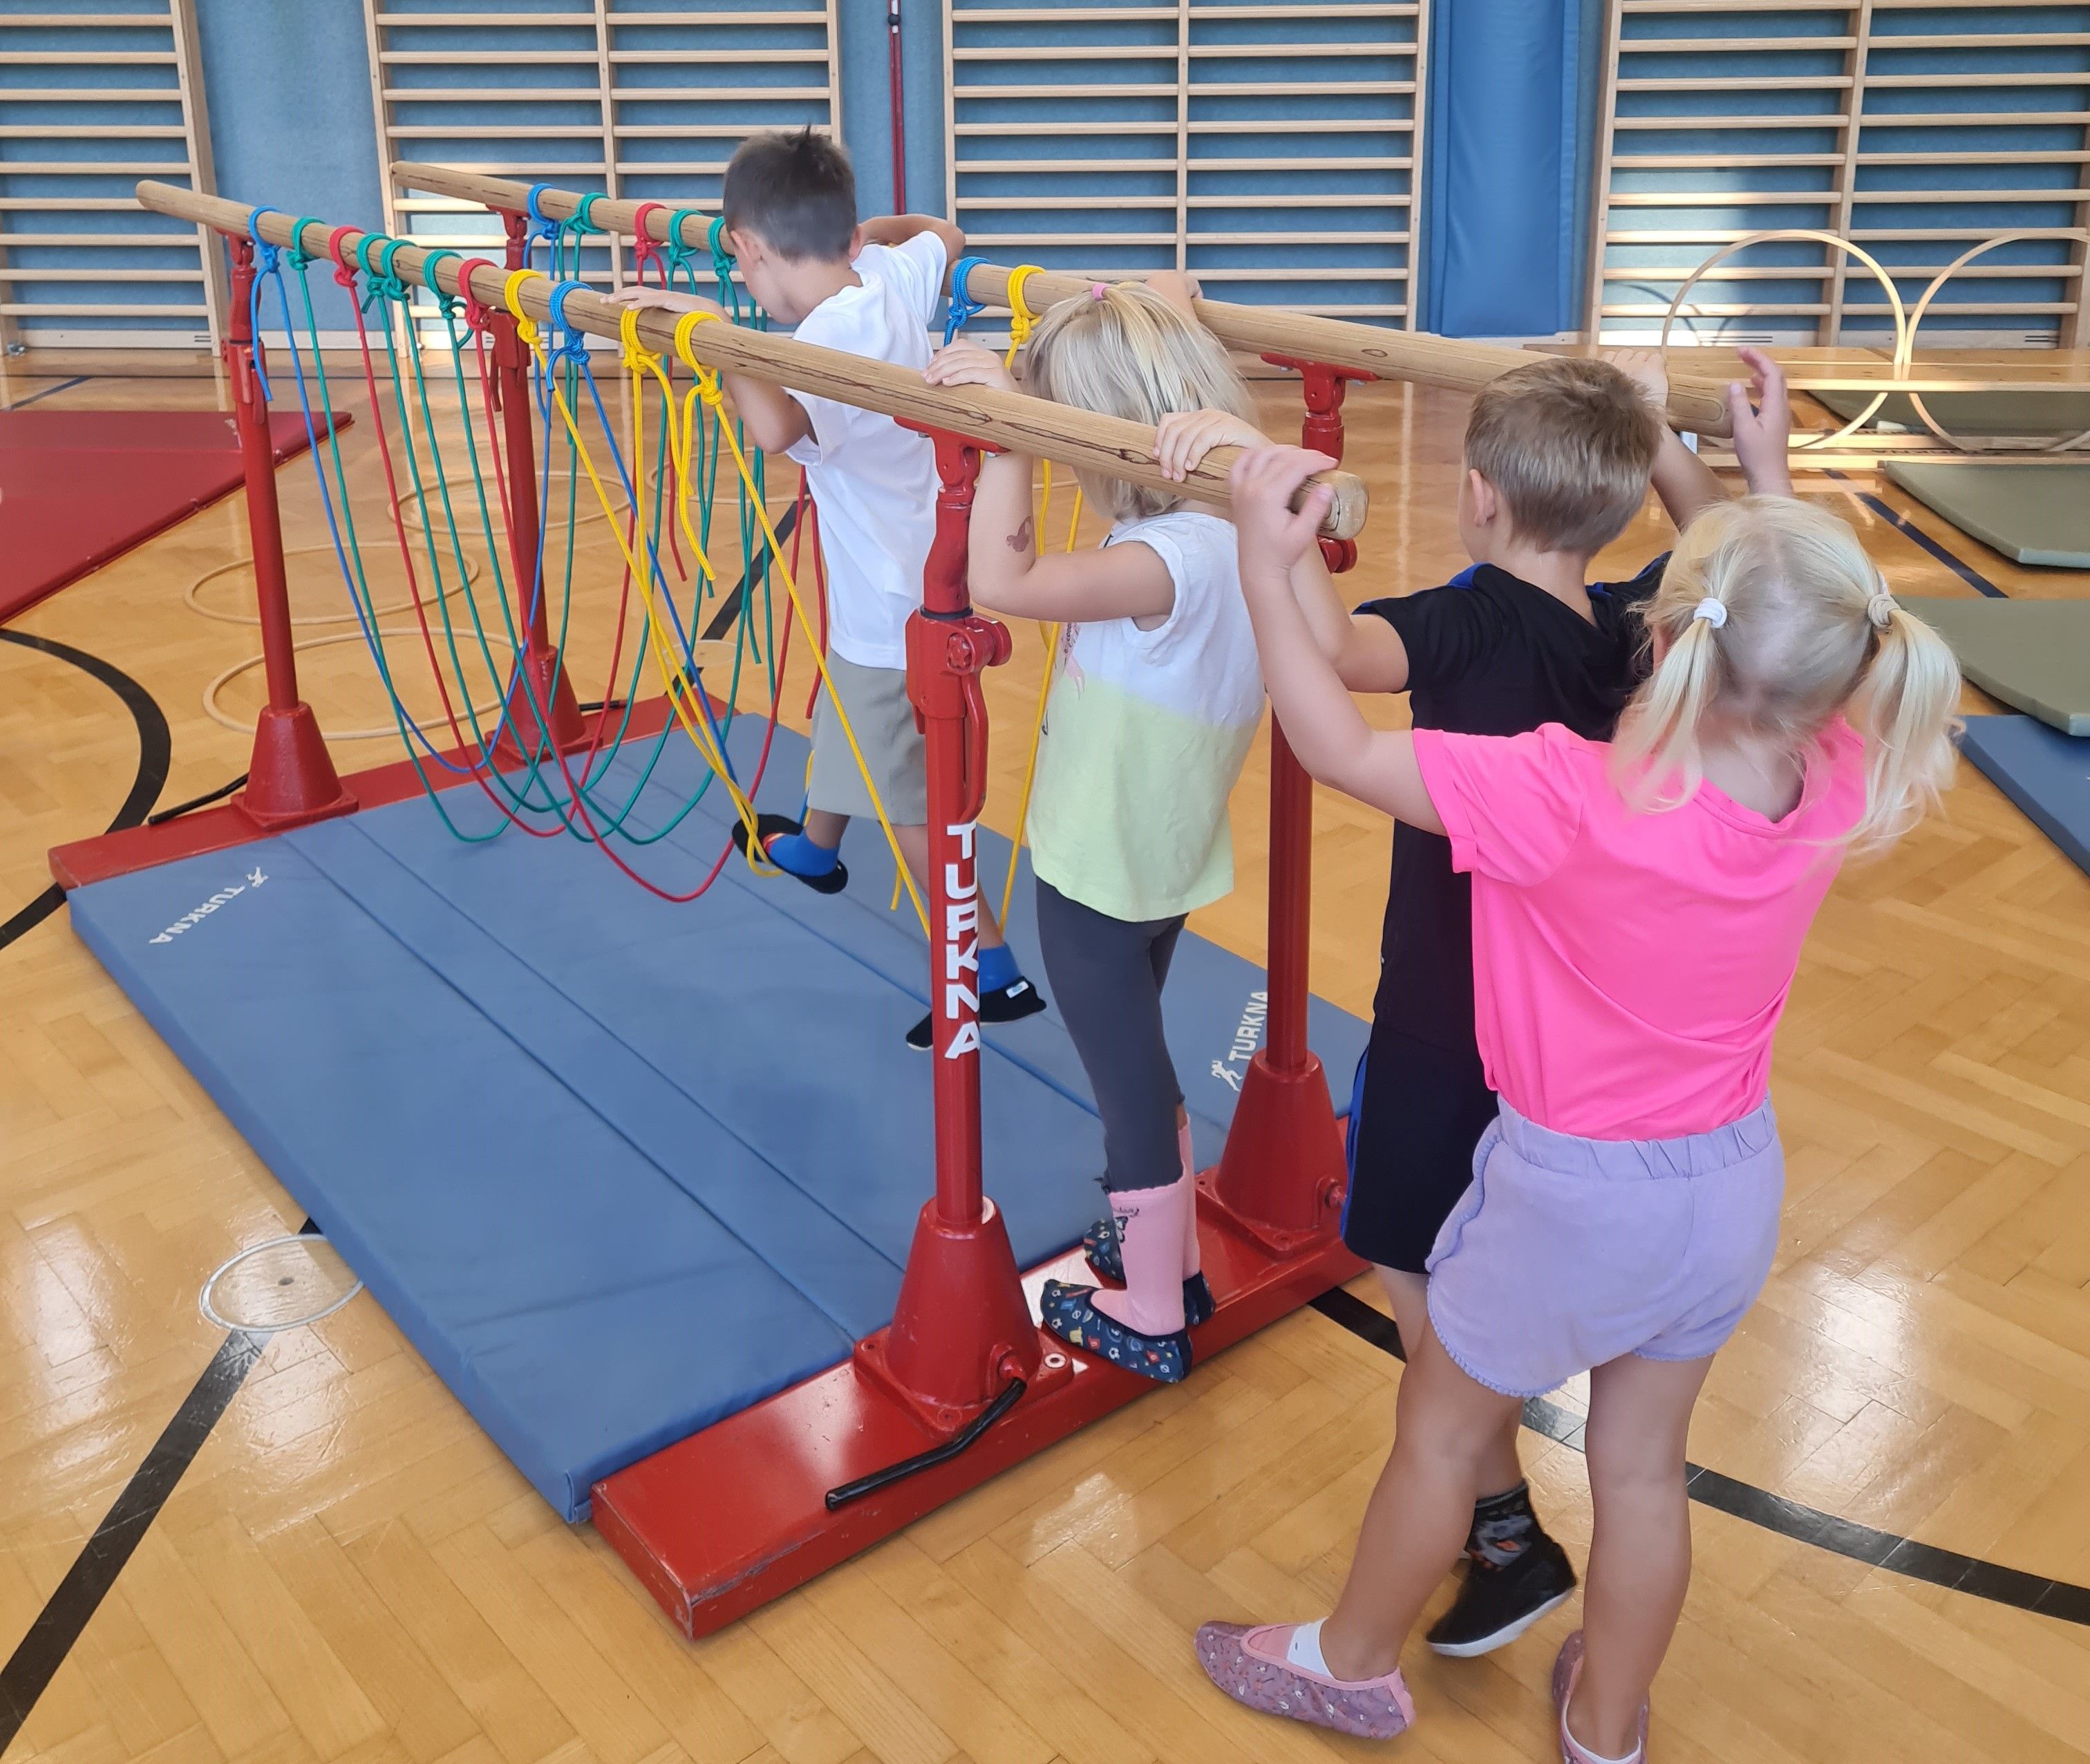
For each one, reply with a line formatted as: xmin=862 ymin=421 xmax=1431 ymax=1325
xmin=1867 ymin=592 xmax=1897 ymax=629
xmin=1692 ymin=597 xmax=1728 ymax=629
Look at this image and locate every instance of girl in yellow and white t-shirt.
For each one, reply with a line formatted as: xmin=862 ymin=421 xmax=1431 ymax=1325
xmin=925 ymin=276 xmax=1315 ymax=1382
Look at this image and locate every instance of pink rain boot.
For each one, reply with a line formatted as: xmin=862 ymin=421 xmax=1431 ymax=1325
xmin=1041 ymin=1180 xmax=1193 ymax=1382
xmin=1177 ymin=1119 xmax=1216 ymax=1325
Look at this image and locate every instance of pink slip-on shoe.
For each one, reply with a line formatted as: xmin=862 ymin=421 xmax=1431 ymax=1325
xmin=1194 ymin=1622 xmax=1414 ymax=1740
xmin=1552 ymin=1631 xmax=1650 ymax=1763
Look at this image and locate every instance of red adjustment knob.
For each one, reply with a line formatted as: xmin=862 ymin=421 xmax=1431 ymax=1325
xmin=1319 ymin=536 xmax=1358 ymax=575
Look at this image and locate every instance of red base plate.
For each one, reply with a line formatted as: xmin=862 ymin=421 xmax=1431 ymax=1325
xmin=591 ymin=1214 xmax=1364 ymax=1638
xmin=50 ymin=696 xmax=675 ymax=890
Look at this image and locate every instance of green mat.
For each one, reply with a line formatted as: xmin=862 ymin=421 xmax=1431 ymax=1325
xmin=1903 ymin=594 xmax=2090 ymax=735
xmin=1811 ymin=384 xmax=2090 ymax=438
xmin=1884 ymin=460 xmax=2090 ymax=571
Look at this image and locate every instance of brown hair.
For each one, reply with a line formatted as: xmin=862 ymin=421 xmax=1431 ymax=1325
xmin=1464 ymin=356 xmax=1660 ymax=554
xmin=722 ymin=128 xmax=856 ymax=262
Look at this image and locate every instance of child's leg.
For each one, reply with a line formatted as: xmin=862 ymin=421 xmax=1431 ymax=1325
xmin=1035 ymin=879 xmax=1191 ymax=1355
xmin=1319 ymin=1318 xmax=1525 ymax=1682
xmin=1377 ymin=1267 xmax=1526 ymax=1499
xmin=1569 ymin=1351 xmax=1713 ymax=1760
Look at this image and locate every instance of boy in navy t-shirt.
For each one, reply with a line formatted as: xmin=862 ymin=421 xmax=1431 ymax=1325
xmin=1280 ymin=348 xmax=1787 ymax=1656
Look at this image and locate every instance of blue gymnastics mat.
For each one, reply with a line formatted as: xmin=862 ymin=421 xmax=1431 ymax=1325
xmin=67 ymin=717 xmax=1366 ymax=1519
xmin=1959 ymin=714 xmax=2090 ymax=876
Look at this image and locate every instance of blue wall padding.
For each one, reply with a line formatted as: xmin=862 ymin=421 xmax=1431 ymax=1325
xmin=67 ymin=720 xmax=1366 ymax=1521
xmin=194 ymin=0 xmax=388 ymax=334
xmin=1424 ymin=0 xmax=1586 ymax=336
xmin=1958 ymin=715 xmax=2090 ymax=877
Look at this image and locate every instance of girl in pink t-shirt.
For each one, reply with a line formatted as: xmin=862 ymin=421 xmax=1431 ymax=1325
xmin=1197 ymin=461 xmax=1960 ymax=1763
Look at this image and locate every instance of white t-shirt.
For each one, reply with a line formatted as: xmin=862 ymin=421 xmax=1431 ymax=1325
xmin=1026 ymin=509 xmax=1266 ymax=922
xmin=784 ymin=232 xmax=946 ymax=670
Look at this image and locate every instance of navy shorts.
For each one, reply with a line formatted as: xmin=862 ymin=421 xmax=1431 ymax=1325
xmin=1342 ymin=1022 xmax=1499 ymax=1275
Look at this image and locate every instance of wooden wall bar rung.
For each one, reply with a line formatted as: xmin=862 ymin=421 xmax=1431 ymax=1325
xmin=0 ymin=0 xmax=224 ymax=350
xmin=364 ymin=1 xmax=840 ymax=297
xmin=1585 ymin=0 xmax=2090 ymax=348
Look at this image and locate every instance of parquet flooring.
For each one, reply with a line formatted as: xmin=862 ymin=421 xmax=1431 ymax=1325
xmin=1 ymin=355 xmax=2085 ymax=1764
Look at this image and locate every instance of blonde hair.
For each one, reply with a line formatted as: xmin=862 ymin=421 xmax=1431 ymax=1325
xmin=1465 ymin=357 xmax=1660 ymax=554
xmin=1612 ymin=496 xmax=1961 ymax=852
xmin=1020 ymin=282 xmax=1258 ymax=521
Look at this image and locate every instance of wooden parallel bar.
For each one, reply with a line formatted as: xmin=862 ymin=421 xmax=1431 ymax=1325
xmin=388 ymin=159 xmax=1734 ymax=436
xmin=134 ymin=178 xmax=1366 ymax=541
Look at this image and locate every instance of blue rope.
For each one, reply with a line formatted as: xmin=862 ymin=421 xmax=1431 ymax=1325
xmin=245 ymin=205 xmax=284 ymax=400
xmin=943 ymin=254 xmax=987 ymax=344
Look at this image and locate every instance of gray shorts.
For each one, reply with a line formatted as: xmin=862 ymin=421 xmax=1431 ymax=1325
xmin=809 ymin=653 xmax=926 ymax=825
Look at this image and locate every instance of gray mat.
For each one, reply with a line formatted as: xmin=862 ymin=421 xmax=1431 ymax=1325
xmin=1903 ymin=595 xmax=2090 ymax=735
xmin=1811 ymin=384 xmax=2090 ymax=438
xmin=1885 ymin=460 xmax=2090 ymax=571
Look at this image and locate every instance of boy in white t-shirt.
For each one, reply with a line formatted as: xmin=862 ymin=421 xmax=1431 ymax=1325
xmin=612 ymin=129 xmax=1044 ymax=1047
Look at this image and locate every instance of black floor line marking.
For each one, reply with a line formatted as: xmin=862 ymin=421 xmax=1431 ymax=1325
xmin=0 ymin=1331 xmax=265 ymax=1751
xmin=0 ymin=632 xmax=171 ymax=955
xmin=0 ymin=1221 xmax=319 ymax=1752
xmin=1 ymin=375 xmax=89 ymax=413
xmin=1823 ymin=467 xmax=2007 ymax=599
xmin=699 ymin=493 xmax=800 ymax=644
xmin=1309 ymin=1286 xmax=2089 ymax=1626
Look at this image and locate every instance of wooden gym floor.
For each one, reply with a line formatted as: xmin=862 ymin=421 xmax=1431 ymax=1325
xmin=1 ymin=357 xmax=2087 ymax=1764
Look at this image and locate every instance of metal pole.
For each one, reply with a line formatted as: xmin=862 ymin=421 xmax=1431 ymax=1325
xmin=491 ymin=207 xmax=583 ymax=755
xmin=223 ymin=235 xmax=351 ymax=828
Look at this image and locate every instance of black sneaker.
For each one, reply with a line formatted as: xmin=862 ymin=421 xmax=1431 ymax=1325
xmin=731 ymin=813 xmax=849 ymax=896
xmin=1426 ymin=1528 xmax=1576 ymax=1658
xmin=905 ymin=975 xmax=1048 ymax=1050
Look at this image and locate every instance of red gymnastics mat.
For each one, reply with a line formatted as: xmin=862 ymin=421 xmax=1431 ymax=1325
xmin=0 ymin=407 xmax=345 ymax=625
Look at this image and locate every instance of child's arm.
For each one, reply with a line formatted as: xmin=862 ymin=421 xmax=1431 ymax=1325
xmin=1726 ymin=347 xmax=1793 ymax=498
xmin=858 ymin=214 xmax=968 ymax=288
xmin=1610 ymin=348 xmax=1727 ymax=532
xmin=605 ymin=286 xmax=810 ymax=453
xmin=1152 ymin=408 xmax=1410 ymax=693
xmin=923 ymin=341 xmax=1174 ymax=622
xmin=1231 ymin=446 xmax=1444 ymax=834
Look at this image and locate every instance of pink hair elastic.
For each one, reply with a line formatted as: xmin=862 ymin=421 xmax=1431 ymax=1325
xmin=1091 ymin=282 xmax=1111 ymax=300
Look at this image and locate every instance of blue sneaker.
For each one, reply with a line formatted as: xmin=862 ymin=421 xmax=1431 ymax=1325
xmin=1039 ymin=1280 xmax=1193 ymax=1383
xmin=1080 ymin=1216 xmax=1216 ymax=1326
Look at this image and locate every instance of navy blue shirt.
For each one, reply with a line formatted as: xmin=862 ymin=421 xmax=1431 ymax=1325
xmin=1356 ymin=556 xmax=1667 ymax=1055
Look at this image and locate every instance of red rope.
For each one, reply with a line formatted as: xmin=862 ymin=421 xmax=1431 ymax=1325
xmin=628 ymin=202 xmax=668 ymax=288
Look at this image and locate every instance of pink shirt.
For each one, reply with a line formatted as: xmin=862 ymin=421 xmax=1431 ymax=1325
xmin=1411 ymin=720 xmax=1867 ymax=1141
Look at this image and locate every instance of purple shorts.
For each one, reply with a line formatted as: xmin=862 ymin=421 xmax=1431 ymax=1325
xmin=1424 ymin=1099 xmax=1785 ymax=1398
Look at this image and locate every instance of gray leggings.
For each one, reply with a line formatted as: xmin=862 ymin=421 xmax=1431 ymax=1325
xmin=1034 ymin=876 xmax=1186 ymax=1194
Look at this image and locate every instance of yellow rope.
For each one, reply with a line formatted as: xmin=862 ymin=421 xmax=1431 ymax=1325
xmin=505 ymin=278 xmax=769 ymax=856
xmin=672 ymin=312 xmax=930 ymax=933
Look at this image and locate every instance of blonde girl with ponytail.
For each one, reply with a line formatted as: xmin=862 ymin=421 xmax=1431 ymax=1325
xmin=1196 ymin=450 xmax=1961 ymax=1763
xmin=1616 ymin=494 xmax=1961 ymax=850
xmin=921 ymin=276 xmax=1283 ymax=1384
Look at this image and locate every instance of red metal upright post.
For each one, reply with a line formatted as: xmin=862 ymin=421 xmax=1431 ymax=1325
xmin=223 ymin=234 xmax=355 ymax=829
xmin=1206 ymin=357 xmax=1375 ymax=1250
xmin=856 ymin=428 xmax=1053 ymax=1429
xmin=491 ymin=208 xmax=584 ymax=759
xmin=887 ymin=3 xmax=907 ymax=212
